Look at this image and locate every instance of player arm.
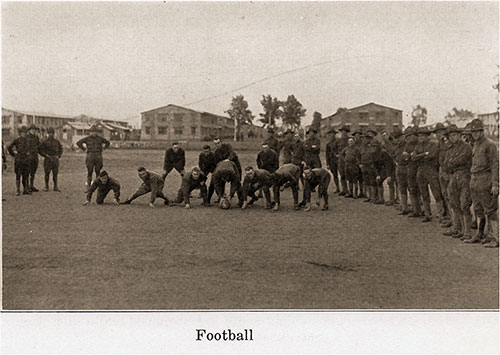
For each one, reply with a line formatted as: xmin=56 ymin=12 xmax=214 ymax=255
xmin=101 ymin=137 xmax=111 ymax=150
xmin=86 ymin=181 xmax=99 ymax=201
xmin=488 ymin=144 xmax=499 ymax=186
xmin=76 ymin=137 xmax=86 ymax=151
xmin=111 ymin=180 xmax=121 ymax=201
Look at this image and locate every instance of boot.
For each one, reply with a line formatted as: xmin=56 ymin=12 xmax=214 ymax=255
xmin=460 ymin=211 xmax=472 ymax=240
xmin=484 ymin=218 xmax=499 ymax=248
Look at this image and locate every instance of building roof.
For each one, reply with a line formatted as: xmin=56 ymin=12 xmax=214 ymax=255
xmin=345 ymin=102 xmax=402 ymax=113
xmin=141 ymin=104 xmax=231 ymax=120
xmin=64 ymin=122 xmax=94 ymax=130
xmin=3 ymin=107 xmax=75 ymax=120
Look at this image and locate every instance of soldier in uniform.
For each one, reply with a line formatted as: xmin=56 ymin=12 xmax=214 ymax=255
xmin=335 ymin=125 xmax=350 ymax=195
xmin=290 ymin=132 xmax=305 ymax=188
xmin=375 ymin=146 xmax=396 ymax=205
xmin=39 ymin=127 xmax=63 ymax=192
xmin=173 ymin=167 xmax=209 ymax=208
xmin=256 ymin=143 xmax=279 ymax=173
xmin=7 ymin=126 xmax=31 ymax=195
xmin=403 ymin=127 xmax=423 ymax=217
xmin=325 ymin=128 xmax=340 ymax=193
xmin=359 ymin=130 xmax=381 ymax=203
xmin=211 ymin=159 xmax=243 ymax=208
xmin=281 ymin=129 xmax=294 ymax=164
xmin=263 ymin=128 xmax=280 ymax=155
xmin=302 ymin=166 xmax=331 ymax=211
xmin=303 ymin=128 xmax=322 ymax=168
xmin=411 ymin=127 xmax=445 ymax=222
xmin=26 ymin=124 xmax=41 ymax=192
xmin=76 ymin=125 xmax=110 ymax=190
xmin=434 ymin=123 xmax=452 ymax=227
xmin=275 ymin=131 xmax=284 ymax=161
xmin=198 ymin=145 xmax=217 ymax=199
xmin=340 ymin=137 xmax=361 ymax=198
xmin=271 ymin=163 xmax=301 ymax=211
xmin=162 ymin=142 xmax=185 ymax=180
xmin=213 ymin=138 xmax=241 ymax=176
xmin=467 ymin=119 xmax=499 ymax=247
xmin=241 ymin=166 xmax=274 ymax=209
xmin=83 ymin=170 xmax=120 ymax=205
xmin=441 ymin=125 xmax=473 ymax=240
xmin=121 ymin=167 xmax=171 ymax=208
xmin=393 ymin=128 xmax=410 ymax=214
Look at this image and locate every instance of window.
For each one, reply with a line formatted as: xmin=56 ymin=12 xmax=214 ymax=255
xmin=18 ymin=117 xmax=23 ymax=124
xmin=2 ymin=128 xmax=10 ymax=136
xmin=174 ymin=113 xmax=184 ymax=124
xmin=158 ymin=127 xmax=168 ymax=135
xmin=77 ymin=129 xmax=84 ymax=135
xmin=145 ymin=127 xmax=151 ymax=135
xmin=191 ymin=126 xmax=196 ymax=135
xmin=158 ymin=114 xmax=168 ymax=123
xmin=174 ymin=127 xmax=183 ymax=135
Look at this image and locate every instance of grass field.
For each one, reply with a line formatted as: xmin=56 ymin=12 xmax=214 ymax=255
xmin=2 ymin=149 xmax=498 ymax=310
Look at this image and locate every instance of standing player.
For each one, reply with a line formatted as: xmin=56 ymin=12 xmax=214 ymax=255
xmin=325 ymin=128 xmax=340 ymax=193
xmin=162 ymin=142 xmax=185 ymax=181
xmin=341 ymin=137 xmax=361 ymax=198
xmin=303 ymin=128 xmax=322 ymax=168
xmin=26 ymin=125 xmax=41 ymax=192
xmin=335 ymin=125 xmax=350 ymax=195
xmin=121 ymin=167 xmax=171 ymax=208
xmin=76 ymin=125 xmax=110 ymax=191
xmin=271 ymin=163 xmax=301 ymax=211
xmin=83 ymin=170 xmax=121 ymax=205
xmin=7 ymin=126 xmax=31 ymax=195
xmin=199 ymin=145 xmax=217 ymax=198
xmin=213 ymin=138 xmax=241 ymax=176
xmin=263 ymin=128 xmax=279 ymax=154
xmin=302 ymin=166 xmax=331 ymax=211
xmin=256 ymin=143 xmax=279 ymax=173
xmin=39 ymin=127 xmax=63 ymax=192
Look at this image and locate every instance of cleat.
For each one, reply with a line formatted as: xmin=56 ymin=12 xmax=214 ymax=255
xmin=31 ymin=187 xmax=39 ymax=192
xmin=43 ymin=187 xmax=49 ymax=192
xmin=442 ymin=230 xmax=457 ymax=236
xmin=484 ymin=240 xmax=499 ymax=248
xmin=120 ymin=200 xmax=131 ymax=205
xmin=398 ymin=210 xmax=409 ymax=215
xmin=15 ymin=191 xmax=20 ymax=196
xmin=321 ymin=205 xmax=329 ymax=211
xmin=345 ymin=194 xmax=353 ymax=198
xmin=422 ymin=217 xmax=432 ymax=223
xmin=408 ymin=213 xmax=421 ymax=218
xmin=384 ymin=201 xmax=394 ymax=206
xmin=339 ymin=191 xmax=346 ymax=196
xmin=440 ymin=222 xmax=452 ymax=228
xmin=54 ymin=187 xmax=61 ymax=192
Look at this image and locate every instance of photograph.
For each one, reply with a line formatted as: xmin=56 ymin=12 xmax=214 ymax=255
xmin=1 ymin=1 xmax=499 ymax=352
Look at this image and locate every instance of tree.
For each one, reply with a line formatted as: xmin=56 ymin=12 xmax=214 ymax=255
xmin=226 ymin=95 xmax=254 ymax=142
xmin=259 ymin=95 xmax=283 ymax=129
xmin=282 ymin=95 xmax=306 ymax=130
xmin=411 ymin=105 xmax=428 ymax=127
xmin=444 ymin=107 xmax=475 ymax=126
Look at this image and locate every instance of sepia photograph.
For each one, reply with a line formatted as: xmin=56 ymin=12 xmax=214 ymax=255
xmin=1 ymin=0 xmax=499 ymax=352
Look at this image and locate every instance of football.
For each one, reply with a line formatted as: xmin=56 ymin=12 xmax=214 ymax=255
xmin=219 ymin=198 xmax=231 ymax=209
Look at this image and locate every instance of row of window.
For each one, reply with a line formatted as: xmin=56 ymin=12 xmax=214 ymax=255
xmin=144 ymin=126 xmax=197 ymax=136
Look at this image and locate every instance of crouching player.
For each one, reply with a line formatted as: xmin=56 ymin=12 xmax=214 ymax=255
xmin=271 ymin=163 xmax=301 ymax=211
xmin=173 ymin=167 xmax=209 ymax=209
xmin=302 ymin=166 xmax=331 ymax=211
xmin=83 ymin=170 xmax=120 ymax=205
xmin=121 ymin=167 xmax=170 ymax=208
xmin=241 ymin=166 xmax=274 ymax=210
xmin=212 ymin=159 xmax=243 ymax=208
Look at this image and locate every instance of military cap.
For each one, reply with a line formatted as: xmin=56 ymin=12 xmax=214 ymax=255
xmin=137 ymin=166 xmax=146 ymax=172
xmin=366 ymin=129 xmax=378 ymax=136
xmin=99 ymin=170 xmax=108 ymax=177
xmin=28 ymin=124 xmax=38 ymax=131
xmin=446 ymin=124 xmax=461 ymax=134
xmin=47 ymin=127 xmax=55 ymax=133
xmin=89 ymin=125 xmax=100 ymax=132
xmin=339 ymin=125 xmax=350 ymax=132
xmin=202 ymin=144 xmax=210 ymax=150
xmin=468 ymin=119 xmax=484 ymax=131
xmin=416 ymin=127 xmax=431 ymax=135
xmin=327 ymin=128 xmax=338 ymax=134
xmin=391 ymin=128 xmax=403 ymax=138
xmin=18 ymin=125 xmax=27 ymax=133
xmin=191 ymin=166 xmax=201 ymax=173
xmin=433 ymin=122 xmax=447 ymax=132
xmin=352 ymin=130 xmax=363 ymax=136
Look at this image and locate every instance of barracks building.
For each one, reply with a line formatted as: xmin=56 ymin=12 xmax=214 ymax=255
xmin=321 ymin=102 xmax=403 ymax=137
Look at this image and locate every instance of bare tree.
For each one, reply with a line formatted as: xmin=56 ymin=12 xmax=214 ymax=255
xmin=226 ymin=95 xmax=254 ymax=142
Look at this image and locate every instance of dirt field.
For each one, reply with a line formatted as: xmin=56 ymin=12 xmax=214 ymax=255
xmin=2 ymin=149 xmax=498 ymax=310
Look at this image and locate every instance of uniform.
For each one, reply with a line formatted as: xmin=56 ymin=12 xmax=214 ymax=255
xmin=214 ymin=142 xmax=242 ymax=176
xmin=263 ymin=136 xmax=279 ymax=155
xmin=271 ymin=164 xmax=301 ymax=209
xmin=359 ymin=136 xmax=381 ymax=202
xmin=443 ymin=137 xmax=472 ymax=238
xmin=281 ymin=136 xmax=294 ymax=164
xmin=39 ymin=136 xmax=63 ymax=190
xmin=325 ymin=137 xmax=340 ymax=192
xmin=198 ymin=151 xmax=217 ymax=176
xmin=175 ymin=171 xmax=208 ymax=205
xmin=411 ymin=133 xmax=444 ymax=220
xmin=438 ymin=137 xmax=451 ymax=221
xmin=340 ymin=144 xmax=361 ymax=197
xmin=334 ymin=136 xmax=349 ymax=195
xmin=241 ymin=169 xmax=274 ymax=208
xmin=404 ymin=135 xmax=422 ymax=216
xmin=212 ymin=160 xmax=243 ymax=205
xmin=393 ymin=137 xmax=410 ymax=213
xmin=303 ymin=168 xmax=331 ymax=210
xmin=26 ymin=131 xmax=40 ymax=191
xmin=7 ymin=134 xmax=31 ymax=194
xmin=86 ymin=176 xmax=121 ymax=204
xmin=303 ymin=136 xmax=322 ymax=168
xmin=76 ymin=134 xmax=110 ymax=188
xmin=163 ymin=147 xmax=186 ymax=179
xmin=469 ymin=134 xmax=498 ymax=246
xmin=375 ymin=149 xmax=396 ymax=205
xmin=124 ymin=170 xmax=170 ymax=205
xmin=256 ymin=149 xmax=279 ymax=173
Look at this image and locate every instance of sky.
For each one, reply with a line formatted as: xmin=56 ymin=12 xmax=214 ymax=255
xmin=1 ymin=1 xmax=498 ymax=128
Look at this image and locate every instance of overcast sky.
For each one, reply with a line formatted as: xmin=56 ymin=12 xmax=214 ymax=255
xmin=2 ymin=1 xmax=498 ymax=127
